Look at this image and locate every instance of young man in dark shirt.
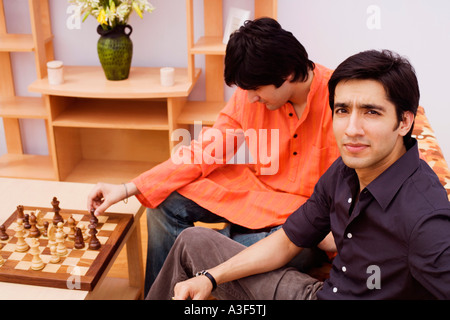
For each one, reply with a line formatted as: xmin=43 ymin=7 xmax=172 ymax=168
xmin=146 ymin=50 xmax=450 ymax=300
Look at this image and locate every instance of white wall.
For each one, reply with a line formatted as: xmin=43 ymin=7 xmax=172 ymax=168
xmin=3 ymin=0 xmax=450 ymax=165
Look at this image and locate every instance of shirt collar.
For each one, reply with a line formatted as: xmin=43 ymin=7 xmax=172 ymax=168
xmin=342 ymin=139 xmax=420 ymax=210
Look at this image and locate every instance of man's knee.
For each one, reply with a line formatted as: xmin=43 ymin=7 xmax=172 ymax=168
xmin=177 ymin=227 xmax=218 ymax=246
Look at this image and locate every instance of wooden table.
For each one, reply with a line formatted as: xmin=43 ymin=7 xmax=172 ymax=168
xmin=0 ymin=178 xmax=145 ymax=300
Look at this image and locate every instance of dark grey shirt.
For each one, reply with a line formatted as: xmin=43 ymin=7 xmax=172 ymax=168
xmin=283 ymin=139 xmax=450 ymax=299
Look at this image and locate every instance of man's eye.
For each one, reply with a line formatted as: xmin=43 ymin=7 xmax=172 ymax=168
xmin=334 ymin=108 xmax=347 ymax=114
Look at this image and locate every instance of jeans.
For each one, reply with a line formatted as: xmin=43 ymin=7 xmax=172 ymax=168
xmin=146 ymin=227 xmax=323 ymax=300
xmin=144 ymin=191 xmax=328 ymax=295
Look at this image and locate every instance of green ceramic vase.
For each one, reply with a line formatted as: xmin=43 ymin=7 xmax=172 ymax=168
xmin=97 ymin=24 xmax=133 ymax=80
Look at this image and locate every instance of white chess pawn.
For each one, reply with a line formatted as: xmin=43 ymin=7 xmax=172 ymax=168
xmin=49 ymin=244 xmax=60 ymax=263
xmin=56 ymin=224 xmax=68 ymax=256
xmin=14 ymin=219 xmax=29 ymax=253
xmin=29 ymin=238 xmax=44 ymax=271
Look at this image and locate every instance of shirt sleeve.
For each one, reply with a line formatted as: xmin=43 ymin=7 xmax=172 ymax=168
xmin=282 ymin=163 xmax=334 ymax=248
xmin=132 ymin=90 xmax=246 ymax=209
xmin=408 ymin=209 xmax=450 ymax=299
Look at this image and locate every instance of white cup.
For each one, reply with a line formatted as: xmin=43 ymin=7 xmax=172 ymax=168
xmin=160 ymin=67 xmax=175 ymax=86
xmin=47 ymin=60 xmax=64 ymax=85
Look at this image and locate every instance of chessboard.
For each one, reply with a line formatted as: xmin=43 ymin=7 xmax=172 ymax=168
xmin=0 ymin=199 xmax=133 ymax=291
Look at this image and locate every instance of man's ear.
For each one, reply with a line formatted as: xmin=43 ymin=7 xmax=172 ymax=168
xmin=398 ymin=111 xmax=415 ymax=137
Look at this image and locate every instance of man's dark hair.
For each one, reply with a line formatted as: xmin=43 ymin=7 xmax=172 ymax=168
xmin=224 ymin=17 xmax=315 ymax=90
xmin=328 ymin=49 xmax=420 ymax=145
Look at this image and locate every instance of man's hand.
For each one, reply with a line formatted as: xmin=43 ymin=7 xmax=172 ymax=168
xmin=87 ymin=182 xmax=138 ymax=216
xmin=173 ymin=275 xmax=214 ymax=300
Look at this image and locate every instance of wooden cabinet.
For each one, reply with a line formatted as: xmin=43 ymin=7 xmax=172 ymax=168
xmin=0 ymin=0 xmax=55 ymax=180
xmin=29 ymin=66 xmax=200 ymax=183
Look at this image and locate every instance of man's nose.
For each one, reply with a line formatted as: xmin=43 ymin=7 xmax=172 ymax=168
xmin=345 ymin=112 xmax=365 ymax=137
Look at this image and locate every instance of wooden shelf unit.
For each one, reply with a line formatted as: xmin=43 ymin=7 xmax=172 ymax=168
xmin=180 ymin=0 xmax=278 ymax=126
xmin=0 ymin=0 xmax=55 ymax=180
xmin=29 ymin=66 xmax=201 ymax=183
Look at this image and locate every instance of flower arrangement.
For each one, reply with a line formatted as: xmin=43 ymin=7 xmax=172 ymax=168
xmin=69 ymin=0 xmax=155 ymax=30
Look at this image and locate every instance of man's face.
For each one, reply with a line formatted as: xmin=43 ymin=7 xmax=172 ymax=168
xmin=332 ymin=79 xmax=413 ymax=178
xmin=246 ymin=79 xmax=292 ymax=111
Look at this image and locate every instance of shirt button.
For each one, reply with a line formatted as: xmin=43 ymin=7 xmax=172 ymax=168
xmin=333 ymin=287 xmax=338 ymax=293
xmin=293 ymin=151 xmax=298 ymax=156
xmin=289 ymin=113 xmax=294 ymax=117
xmin=342 ymin=266 xmax=347 ymax=272
xmin=293 ymin=134 xmax=298 ymax=138
xmin=347 ymin=198 xmax=352 ymax=204
xmin=347 ymin=233 xmax=352 ymax=239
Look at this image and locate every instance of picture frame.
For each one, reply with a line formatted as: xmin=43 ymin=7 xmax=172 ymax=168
xmin=223 ymin=7 xmax=251 ymax=44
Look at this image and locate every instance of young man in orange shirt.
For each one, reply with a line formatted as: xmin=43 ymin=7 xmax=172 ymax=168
xmin=87 ymin=18 xmax=339 ymax=293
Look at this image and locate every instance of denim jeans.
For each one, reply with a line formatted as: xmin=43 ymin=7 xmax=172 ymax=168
xmin=147 ymin=227 xmax=323 ymax=300
xmin=144 ymin=191 xmax=328 ymax=295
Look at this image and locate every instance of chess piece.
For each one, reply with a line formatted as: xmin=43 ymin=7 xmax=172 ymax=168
xmin=74 ymin=227 xmax=85 ymax=249
xmin=88 ymin=224 xmax=101 ymax=250
xmin=49 ymin=244 xmax=60 ymax=263
xmin=47 ymin=223 xmax=56 ymax=246
xmin=28 ymin=212 xmax=40 ymax=238
xmin=90 ymin=209 xmax=98 ymax=228
xmin=23 ymin=214 xmax=31 ymax=229
xmin=29 ymin=238 xmax=44 ymax=271
xmin=55 ymin=222 xmax=68 ymax=256
xmin=42 ymin=221 xmax=49 ymax=238
xmin=67 ymin=215 xmax=76 ymax=241
xmin=14 ymin=219 xmax=29 ymax=252
xmin=0 ymin=224 xmax=8 ymax=241
xmin=16 ymin=205 xmax=25 ymax=220
xmin=80 ymin=224 xmax=89 ymax=241
xmin=56 ymin=221 xmax=67 ymax=239
xmin=52 ymin=197 xmax=63 ymax=226
xmin=35 ymin=210 xmax=45 ymax=232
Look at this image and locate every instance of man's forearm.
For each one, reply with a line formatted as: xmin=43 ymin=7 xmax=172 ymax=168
xmin=209 ymin=228 xmax=302 ymax=286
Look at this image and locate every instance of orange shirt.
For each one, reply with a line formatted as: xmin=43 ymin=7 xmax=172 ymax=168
xmin=133 ymin=64 xmax=340 ymax=229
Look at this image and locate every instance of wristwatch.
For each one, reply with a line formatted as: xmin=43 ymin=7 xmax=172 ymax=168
xmin=195 ymin=270 xmax=217 ymax=291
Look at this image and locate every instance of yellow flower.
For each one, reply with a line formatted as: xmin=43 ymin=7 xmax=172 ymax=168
xmin=97 ymin=8 xmax=107 ymax=25
xmin=132 ymin=1 xmax=143 ymax=19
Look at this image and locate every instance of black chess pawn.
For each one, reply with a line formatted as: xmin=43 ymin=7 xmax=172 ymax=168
xmin=23 ymin=214 xmax=31 ymax=229
xmin=0 ymin=224 xmax=9 ymax=241
xmin=28 ymin=213 xmax=40 ymax=238
xmin=74 ymin=227 xmax=85 ymax=249
xmin=88 ymin=224 xmax=101 ymax=250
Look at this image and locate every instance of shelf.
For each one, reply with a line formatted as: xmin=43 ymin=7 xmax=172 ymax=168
xmin=190 ymin=36 xmax=226 ymax=55
xmin=62 ymin=159 xmax=159 ymax=184
xmin=29 ymin=66 xmax=202 ymax=99
xmin=0 ymin=96 xmax=47 ymax=119
xmin=177 ymin=100 xmax=225 ymax=125
xmin=0 ymin=33 xmax=53 ymax=52
xmin=52 ymin=99 xmax=169 ymax=130
xmin=0 ymin=153 xmax=55 ymax=180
